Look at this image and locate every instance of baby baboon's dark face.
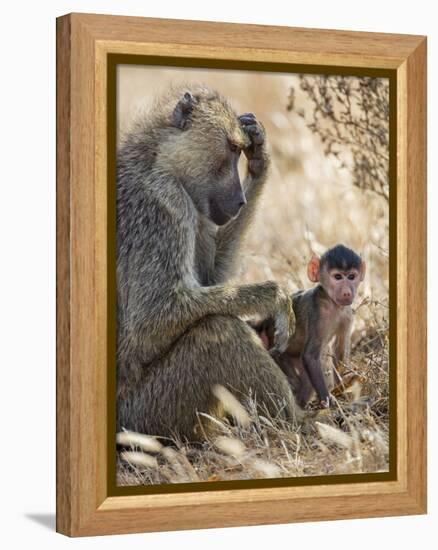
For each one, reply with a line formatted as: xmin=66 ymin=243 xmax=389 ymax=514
xmin=166 ymin=90 xmax=251 ymax=226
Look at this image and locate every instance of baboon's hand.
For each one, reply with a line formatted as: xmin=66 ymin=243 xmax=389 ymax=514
xmin=238 ymin=113 xmax=268 ymax=178
xmin=271 ymin=290 xmax=295 ymax=355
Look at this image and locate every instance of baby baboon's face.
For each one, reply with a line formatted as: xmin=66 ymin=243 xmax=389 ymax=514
xmin=166 ymin=90 xmax=251 ymax=226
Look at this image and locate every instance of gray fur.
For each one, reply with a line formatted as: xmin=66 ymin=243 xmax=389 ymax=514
xmin=116 ymin=84 xmax=300 ymax=440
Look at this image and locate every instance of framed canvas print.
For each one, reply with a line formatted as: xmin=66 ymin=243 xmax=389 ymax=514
xmin=56 ymin=13 xmax=427 ymax=536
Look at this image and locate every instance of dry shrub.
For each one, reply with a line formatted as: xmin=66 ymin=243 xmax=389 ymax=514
xmin=287 ymin=75 xmax=389 ymax=201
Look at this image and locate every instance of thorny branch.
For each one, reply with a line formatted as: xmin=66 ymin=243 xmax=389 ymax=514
xmin=288 ymin=76 xmax=389 ymax=201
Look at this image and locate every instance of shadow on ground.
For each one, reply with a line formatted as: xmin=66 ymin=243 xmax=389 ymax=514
xmin=25 ymin=513 xmax=56 ymax=531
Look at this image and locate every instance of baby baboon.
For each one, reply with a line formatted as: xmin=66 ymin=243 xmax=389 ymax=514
xmin=256 ymin=245 xmax=365 ymax=408
xmin=116 ymin=85 xmax=300 ymax=440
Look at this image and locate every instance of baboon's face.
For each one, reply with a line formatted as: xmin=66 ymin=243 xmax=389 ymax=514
xmin=205 ymin=132 xmax=247 ymax=226
xmin=164 ymin=92 xmax=251 ymax=226
xmin=307 ymin=249 xmax=365 ymax=307
xmin=319 ymin=264 xmax=364 ymax=306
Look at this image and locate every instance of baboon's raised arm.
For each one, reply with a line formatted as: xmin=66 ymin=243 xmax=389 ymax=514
xmin=214 ymin=113 xmax=270 ymax=283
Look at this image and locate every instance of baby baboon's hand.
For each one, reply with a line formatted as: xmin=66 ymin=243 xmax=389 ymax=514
xmin=238 ymin=113 xmax=268 ymax=178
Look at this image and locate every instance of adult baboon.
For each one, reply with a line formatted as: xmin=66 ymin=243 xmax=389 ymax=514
xmin=116 ymin=85 xmax=300 ymax=440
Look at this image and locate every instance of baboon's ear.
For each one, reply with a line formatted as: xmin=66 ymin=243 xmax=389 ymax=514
xmin=173 ymin=92 xmax=197 ymax=129
xmin=307 ymin=254 xmax=321 ymax=283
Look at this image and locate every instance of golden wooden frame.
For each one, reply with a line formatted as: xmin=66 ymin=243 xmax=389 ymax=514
xmin=56 ymin=13 xmax=427 ymax=536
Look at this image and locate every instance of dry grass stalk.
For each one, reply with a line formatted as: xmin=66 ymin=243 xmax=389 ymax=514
xmin=116 ymin=431 xmax=163 ymax=453
xmin=120 ymin=451 xmax=158 ymax=469
xmin=212 ymin=385 xmax=251 ymax=428
xmin=214 ymin=436 xmax=246 ymax=458
xmin=316 ymin=422 xmax=353 ymax=449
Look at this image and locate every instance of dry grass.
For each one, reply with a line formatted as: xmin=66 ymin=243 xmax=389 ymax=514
xmin=117 ymin=318 xmax=389 ymax=485
xmin=116 ymin=67 xmax=389 ymax=485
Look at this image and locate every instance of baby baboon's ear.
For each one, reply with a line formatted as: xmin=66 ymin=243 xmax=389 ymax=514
xmin=172 ymin=91 xmax=197 ymax=129
xmin=307 ymin=254 xmax=321 ymax=283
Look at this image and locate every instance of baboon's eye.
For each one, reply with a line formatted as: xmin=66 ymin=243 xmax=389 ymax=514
xmin=347 ymin=273 xmax=356 ymax=280
xmin=334 ymin=273 xmax=343 ymax=280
